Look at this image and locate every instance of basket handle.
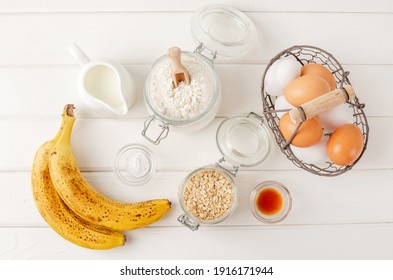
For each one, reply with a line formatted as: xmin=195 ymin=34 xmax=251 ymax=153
xmin=289 ymin=85 xmax=356 ymax=124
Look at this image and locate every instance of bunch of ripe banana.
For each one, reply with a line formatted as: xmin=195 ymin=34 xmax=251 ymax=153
xmin=31 ymin=104 xmax=171 ymax=250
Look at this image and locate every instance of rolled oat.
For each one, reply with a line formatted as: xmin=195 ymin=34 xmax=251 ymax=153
xmin=182 ymin=169 xmax=234 ymax=221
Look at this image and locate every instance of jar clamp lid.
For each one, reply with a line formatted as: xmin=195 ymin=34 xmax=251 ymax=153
xmin=142 ymin=5 xmax=257 ymax=146
xmin=191 ymin=4 xmax=257 ymax=59
xmin=216 ymin=112 xmax=271 ymax=169
xmin=178 ymin=113 xmax=272 ymax=231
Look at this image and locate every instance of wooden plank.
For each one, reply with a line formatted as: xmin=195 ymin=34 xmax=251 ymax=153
xmin=1 ymin=0 xmax=392 ymax=13
xmin=1 ymin=224 xmax=393 ymax=259
xmin=0 ymin=117 xmax=388 ymax=171
xmin=2 ymin=169 xmax=393 ymax=227
xmin=0 ymin=0 xmax=390 ymax=263
xmin=0 ymin=64 xmax=389 ymax=118
xmin=0 ymin=13 xmax=392 ymax=65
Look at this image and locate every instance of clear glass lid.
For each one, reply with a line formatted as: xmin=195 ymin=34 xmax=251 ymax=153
xmin=191 ymin=4 xmax=257 ymax=58
xmin=216 ymin=113 xmax=271 ymax=167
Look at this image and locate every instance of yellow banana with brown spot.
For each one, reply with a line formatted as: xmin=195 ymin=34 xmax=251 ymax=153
xmin=31 ymin=115 xmax=125 ymax=250
xmin=49 ymin=105 xmax=171 ymax=231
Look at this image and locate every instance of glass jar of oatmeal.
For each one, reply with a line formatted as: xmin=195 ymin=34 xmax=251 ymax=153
xmin=178 ymin=112 xmax=272 ymax=230
xmin=178 ymin=165 xmax=238 ymax=230
xmin=142 ymin=4 xmax=257 ymax=145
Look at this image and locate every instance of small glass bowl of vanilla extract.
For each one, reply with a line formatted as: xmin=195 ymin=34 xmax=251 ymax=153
xmin=250 ymin=181 xmax=292 ymax=223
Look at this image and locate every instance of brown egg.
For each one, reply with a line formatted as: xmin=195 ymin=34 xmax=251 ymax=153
xmin=327 ymin=124 xmax=364 ymax=166
xmin=284 ymin=75 xmax=330 ymax=107
xmin=279 ymin=113 xmax=323 ymax=147
xmin=301 ymin=64 xmax=336 ymax=90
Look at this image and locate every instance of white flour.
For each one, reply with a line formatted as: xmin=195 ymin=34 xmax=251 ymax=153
xmin=148 ymin=56 xmax=214 ymax=121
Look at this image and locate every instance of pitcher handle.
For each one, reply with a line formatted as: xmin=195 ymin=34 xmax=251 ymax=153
xmin=68 ymin=43 xmax=91 ymax=65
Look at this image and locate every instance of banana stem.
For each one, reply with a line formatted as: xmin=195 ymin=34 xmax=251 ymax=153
xmin=57 ymin=104 xmax=76 ymax=145
xmin=65 ymin=104 xmax=75 ymax=118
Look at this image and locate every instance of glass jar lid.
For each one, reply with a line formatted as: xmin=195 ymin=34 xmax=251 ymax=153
xmin=113 ymin=144 xmax=156 ymax=186
xmin=191 ymin=4 xmax=257 ymax=58
xmin=216 ymin=113 xmax=271 ymax=167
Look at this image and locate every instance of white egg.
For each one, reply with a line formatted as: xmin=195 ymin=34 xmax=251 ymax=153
xmin=291 ymin=135 xmax=329 ymax=165
xmin=319 ymin=103 xmax=354 ymax=132
xmin=274 ymin=95 xmax=295 ymax=118
xmin=264 ymin=56 xmax=302 ymax=96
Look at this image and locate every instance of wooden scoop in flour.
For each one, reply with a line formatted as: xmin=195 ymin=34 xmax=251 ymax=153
xmin=168 ymin=47 xmax=190 ymax=88
xmin=289 ymin=85 xmax=356 ymax=124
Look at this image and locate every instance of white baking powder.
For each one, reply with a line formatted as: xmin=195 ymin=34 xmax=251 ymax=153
xmin=149 ymin=56 xmax=214 ymax=121
xmin=127 ymin=152 xmax=150 ymax=178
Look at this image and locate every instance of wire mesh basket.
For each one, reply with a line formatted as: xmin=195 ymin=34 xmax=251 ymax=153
xmin=261 ymin=45 xmax=369 ymax=176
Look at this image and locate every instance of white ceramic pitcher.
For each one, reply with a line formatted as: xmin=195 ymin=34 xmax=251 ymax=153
xmin=68 ymin=43 xmax=136 ymax=116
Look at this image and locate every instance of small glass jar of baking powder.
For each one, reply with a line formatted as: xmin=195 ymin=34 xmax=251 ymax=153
xmin=113 ymin=144 xmax=156 ymax=186
xmin=142 ymin=4 xmax=257 ymax=145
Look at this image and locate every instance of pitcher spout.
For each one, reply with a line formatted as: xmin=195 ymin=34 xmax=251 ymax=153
xmin=68 ymin=43 xmax=91 ymax=65
xmin=110 ymin=103 xmax=129 ymax=116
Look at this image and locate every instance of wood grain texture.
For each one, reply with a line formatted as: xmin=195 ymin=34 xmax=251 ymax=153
xmin=1 ymin=224 xmax=393 ymax=260
xmin=0 ymin=0 xmax=392 ymax=260
xmin=1 ymin=0 xmax=392 ymax=13
xmin=2 ymin=170 xmax=393 ymax=227
xmin=0 ymin=64 xmax=390 ymax=118
xmin=0 ymin=117 xmax=389 ymax=171
xmin=0 ymin=13 xmax=392 ymax=65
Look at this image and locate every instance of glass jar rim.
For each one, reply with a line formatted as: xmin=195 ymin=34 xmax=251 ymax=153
xmin=191 ymin=4 xmax=257 ymax=57
xmin=216 ymin=114 xmax=271 ymax=167
xmin=144 ymin=51 xmax=221 ymax=126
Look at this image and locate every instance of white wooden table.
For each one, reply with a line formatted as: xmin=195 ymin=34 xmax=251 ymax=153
xmin=1 ymin=0 xmax=393 ymax=260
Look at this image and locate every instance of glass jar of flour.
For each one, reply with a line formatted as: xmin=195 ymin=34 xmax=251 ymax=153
xmin=142 ymin=4 xmax=257 ymax=144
